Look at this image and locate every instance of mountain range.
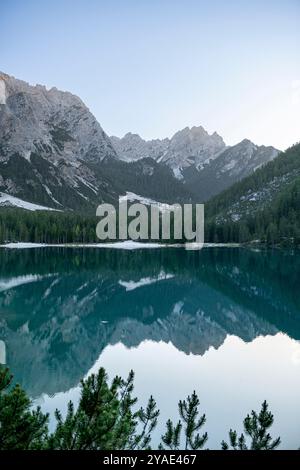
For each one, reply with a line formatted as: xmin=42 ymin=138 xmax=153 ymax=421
xmin=0 ymin=72 xmax=279 ymax=212
xmin=111 ymin=129 xmax=278 ymax=201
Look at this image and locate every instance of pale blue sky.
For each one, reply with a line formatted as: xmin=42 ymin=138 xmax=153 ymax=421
xmin=1 ymin=0 xmax=300 ymax=150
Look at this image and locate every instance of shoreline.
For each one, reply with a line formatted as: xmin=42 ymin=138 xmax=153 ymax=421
xmin=0 ymin=241 xmax=241 ymax=250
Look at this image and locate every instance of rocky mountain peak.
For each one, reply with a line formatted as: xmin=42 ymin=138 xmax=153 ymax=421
xmin=238 ymin=138 xmax=256 ymax=147
xmin=160 ymin=125 xmax=226 ymax=172
xmin=111 ymin=125 xmax=227 ymax=173
xmin=0 ymin=72 xmax=117 ymax=165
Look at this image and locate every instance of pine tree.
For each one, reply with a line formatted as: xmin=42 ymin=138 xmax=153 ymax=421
xmin=221 ymin=400 xmax=281 ymax=450
xmin=0 ymin=365 xmax=283 ymax=450
xmin=160 ymin=391 xmax=208 ymax=450
xmin=0 ymin=366 xmax=49 ymax=449
xmin=46 ymin=368 xmax=159 ymax=450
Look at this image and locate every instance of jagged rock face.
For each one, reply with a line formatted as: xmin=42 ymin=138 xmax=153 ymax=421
xmin=111 ymin=126 xmax=226 ymax=176
xmin=0 ymin=72 xmax=117 ymax=165
xmin=110 ymin=133 xmax=168 ymax=163
xmin=183 ymin=139 xmax=279 ymax=201
xmin=0 ymin=72 xmax=121 ymax=210
xmin=0 ymin=73 xmax=194 ymax=210
xmin=212 ymin=139 xmax=279 ymax=178
xmin=159 ymin=126 xmax=226 ymax=172
xmin=111 ymin=128 xmax=278 ymax=200
xmin=0 ymin=72 xmax=279 ymax=210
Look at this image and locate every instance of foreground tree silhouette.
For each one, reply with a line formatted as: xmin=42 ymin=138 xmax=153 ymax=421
xmin=221 ymin=400 xmax=281 ymax=450
xmin=0 ymin=365 xmax=281 ymax=450
xmin=160 ymin=391 xmax=208 ymax=450
xmin=47 ymin=368 xmax=159 ymax=450
xmin=0 ymin=366 xmax=48 ymax=449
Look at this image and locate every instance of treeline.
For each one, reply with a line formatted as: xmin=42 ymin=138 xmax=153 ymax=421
xmin=1 ymin=194 xmax=300 ymax=246
xmin=0 ymin=206 xmax=196 ymax=245
xmin=0 ymin=208 xmax=99 ymax=244
xmin=0 ymin=365 xmax=281 ymax=450
xmin=0 ymin=208 xmax=186 ymax=245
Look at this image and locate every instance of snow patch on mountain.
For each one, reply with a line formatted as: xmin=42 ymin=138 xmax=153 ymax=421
xmin=0 ymin=273 xmax=57 ymax=293
xmin=119 ymin=192 xmax=172 ymax=211
xmin=215 ymin=168 xmax=300 ymax=225
xmin=173 ymin=167 xmax=183 ymax=180
xmin=0 ymin=192 xmax=62 ymax=211
xmin=75 ymin=176 xmax=98 ymax=194
xmin=0 ymin=340 xmax=6 ymax=364
xmin=119 ymin=271 xmax=174 ymax=291
xmin=42 ymin=185 xmax=62 ymax=206
xmin=0 ymin=79 xmax=6 ymax=104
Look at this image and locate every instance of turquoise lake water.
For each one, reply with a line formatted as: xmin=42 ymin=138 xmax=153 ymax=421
xmin=0 ymin=247 xmax=299 ymax=448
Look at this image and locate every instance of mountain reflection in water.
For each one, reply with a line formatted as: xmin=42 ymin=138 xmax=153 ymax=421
xmin=0 ymin=248 xmax=300 ymax=444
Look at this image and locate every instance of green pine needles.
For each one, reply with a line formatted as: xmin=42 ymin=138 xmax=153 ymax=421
xmin=0 ymin=365 xmax=281 ymax=450
xmin=160 ymin=392 xmax=207 ymax=450
xmin=221 ymin=400 xmax=281 ymax=450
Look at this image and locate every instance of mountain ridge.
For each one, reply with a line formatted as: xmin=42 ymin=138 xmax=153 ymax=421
xmin=205 ymin=142 xmax=300 ymax=244
xmin=111 ymin=127 xmax=279 ymax=200
xmin=0 ymin=72 xmax=192 ymax=211
xmin=0 ymin=71 xmax=279 ymax=212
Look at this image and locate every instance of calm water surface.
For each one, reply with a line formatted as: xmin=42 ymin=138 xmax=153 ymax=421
xmin=0 ymin=247 xmax=300 ymax=449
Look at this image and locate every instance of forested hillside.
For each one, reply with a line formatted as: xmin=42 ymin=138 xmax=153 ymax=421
xmin=205 ymin=143 xmax=300 ymax=245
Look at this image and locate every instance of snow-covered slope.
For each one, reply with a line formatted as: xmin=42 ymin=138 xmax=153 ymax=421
xmin=0 ymin=192 xmax=61 ymax=211
xmin=119 ymin=191 xmax=173 ymax=211
xmin=118 ymin=271 xmax=174 ymax=291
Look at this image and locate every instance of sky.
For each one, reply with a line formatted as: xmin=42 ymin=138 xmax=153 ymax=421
xmin=1 ymin=0 xmax=300 ymax=150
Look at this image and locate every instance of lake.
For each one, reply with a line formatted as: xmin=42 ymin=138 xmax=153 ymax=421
xmin=0 ymin=247 xmax=300 ymax=449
